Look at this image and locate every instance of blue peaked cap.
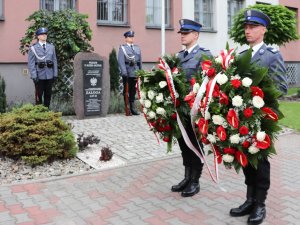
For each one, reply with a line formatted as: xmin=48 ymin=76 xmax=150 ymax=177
xmin=178 ymin=19 xmax=202 ymax=33
xmin=244 ymin=9 xmax=271 ymax=27
xmin=36 ymin=27 xmax=48 ymax=36
xmin=124 ymin=30 xmax=134 ymax=37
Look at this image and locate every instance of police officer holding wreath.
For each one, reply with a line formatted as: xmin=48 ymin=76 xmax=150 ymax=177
xmin=171 ymin=19 xmax=212 ymax=197
xmin=118 ymin=30 xmax=142 ymax=116
xmin=28 ymin=27 xmax=58 ymax=108
xmin=229 ymin=10 xmax=288 ymax=225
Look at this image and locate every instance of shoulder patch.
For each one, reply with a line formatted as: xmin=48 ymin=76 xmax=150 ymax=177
xmin=199 ymin=47 xmax=210 ymax=52
xmin=267 ymin=47 xmax=278 ymax=54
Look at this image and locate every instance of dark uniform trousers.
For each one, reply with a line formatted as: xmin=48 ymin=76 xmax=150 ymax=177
xmin=177 ymin=118 xmax=203 ymax=170
xmin=122 ymin=76 xmax=137 ymax=103
xmin=36 ymin=79 xmax=54 ymax=108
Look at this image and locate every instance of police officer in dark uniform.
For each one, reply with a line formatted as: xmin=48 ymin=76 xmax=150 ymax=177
xmin=171 ymin=19 xmax=212 ymax=197
xmin=28 ymin=27 xmax=58 ymax=108
xmin=118 ymin=30 xmax=142 ymax=116
xmin=229 ymin=10 xmax=288 ymax=225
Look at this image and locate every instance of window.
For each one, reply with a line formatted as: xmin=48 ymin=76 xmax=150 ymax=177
xmin=97 ymin=0 xmax=128 ymax=25
xmin=0 ymin=0 xmax=3 ymax=20
xmin=146 ymin=0 xmax=171 ymax=28
xmin=194 ymin=0 xmax=214 ymax=31
xmin=40 ymin=0 xmax=76 ymax=11
xmin=228 ymin=0 xmax=244 ymax=31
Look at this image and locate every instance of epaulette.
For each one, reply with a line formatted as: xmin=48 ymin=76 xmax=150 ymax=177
xmin=238 ymin=49 xmax=248 ymax=54
xmin=199 ymin=47 xmax=210 ymax=52
xmin=178 ymin=50 xmax=185 ymax=54
xmin=267 ymin=47 xmax=278 ymax=54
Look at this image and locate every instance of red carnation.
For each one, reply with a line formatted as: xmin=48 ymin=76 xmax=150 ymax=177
xmin=261 ymin=107 xmax=278 ymax=121
xmin=190 ymin=78 xmax=196 ymax=86
xmin=175 ymin=99 xmax=180 ymax=107
xmin=235 ymin=151 xmax=248 ymax=167
xmin=171 ymin=112 xmax=177 ymax=120
xmin=217 ymin=126 xmax=227 ymax=141
xmin=163 ymin=136 xmax=171 ymax=142
xmin=212 ymin=84 xmax=220 ymax=97
xmin=239 ymin=126 xmax=249 ymax=135
xmin=243 ymin=107 xmax=253 ymax=118
xmin=164 ymin=125 xmax=172 ymax=131
xmin=242 ymin=140 xmax=251 ymax=148
xmin=219 ymin=92 xmax=229 ymax=105
xmin=223 ymin=147 xmax=236 ymax=154
xmin=207 ymin=68 xmax=216 ymax=78
xmin=251 ymin=86 xmax=264 ymax=98
xmin=231 ymin=79 xmax=242 ymax=89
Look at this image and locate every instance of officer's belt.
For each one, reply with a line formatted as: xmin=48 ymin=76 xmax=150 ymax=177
xmin=125 ymin=62 xmax=141 ymax=66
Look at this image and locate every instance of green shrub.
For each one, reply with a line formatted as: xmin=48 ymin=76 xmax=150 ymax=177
xmin=0 ymin=104 xmax=78 ymax=166
xmin=109 ymin=48 xmax=120 ymax=92
xmin=108 ymin=90 xmax=124 ymax=114
xmin=230 ymin=4 xmax=299 ymax=46
xmin=0 ymin=76 xmax=7 ymax=113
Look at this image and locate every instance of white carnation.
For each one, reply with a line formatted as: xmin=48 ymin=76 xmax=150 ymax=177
xmin=248 ymin=145 xmax=260 ymax=154
xmin=232 ymin=95 xmax=243 ymax=107
xmin=215 ymin=56 xmax=223 ymax=64
xmin=143 ymin=108 xmax=148 ymax=114
xmin=147 ymin=111 xmax=156 ymax=119
xmin=256 ymin=131 xmax=266 ymax=141
xmin=155 ymin=93 xmax=164 ymax=103
xmin=159 ymin=81 xmax=167 ymax=88
xmin=175 ymin=92 xmax=179 ymax=98
xmin=207 ymin=134 xmax=217 ymax=143
xmin=193 ymin=83 xmax=200 ymax=93
xmin=147 ymin=90 xmax=156 ymax=100
xmin=231 ymin=75 xmax=241 ymax=80
xmin=242 ymin=77 xmax=253 ymax=87
xmin=216 ymin=73 xmax=228 ymax=85
xmin=230 ymin=134 xmax=240 ymax=144
xmin=212 ymin=115 xmax=225 ymax=125
xmin=140 ymin=91 xmax=146 ymax=99
xmin=144 ymin=100 xmax=152 ymax=108
xmin=223 ymin=154 xmax=234 ymax=163
xmin=203 ymin=144 xmax=212 ymax=151
xmin=156 ymin=107 xmax=166 ymax=115
xmin=204 ymin=111 xmax=211 ymax=120
xmin=252 ymin=96 xmax=265 ymax=108
xmin=139 ymin=99 xmax=144 ymax=105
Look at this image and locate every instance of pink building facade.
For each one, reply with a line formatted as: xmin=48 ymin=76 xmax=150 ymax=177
xmin=279 ymin=0 xmax=300 ymax=87
xmin=0 ymin=0 xmax=182 ymax=104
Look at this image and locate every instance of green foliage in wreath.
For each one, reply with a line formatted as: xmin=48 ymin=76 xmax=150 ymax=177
xmin=230 ymin=4 xmax=299 ymax=46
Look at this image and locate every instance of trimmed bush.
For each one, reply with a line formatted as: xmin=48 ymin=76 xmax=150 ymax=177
xmin=0 ymin=104 xmax=78 ymax=166
xmin=109 ymin=48 xmax=120 ymax=92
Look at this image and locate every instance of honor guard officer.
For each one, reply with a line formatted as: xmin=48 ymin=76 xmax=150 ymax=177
xmin=118 ymin=30 xmax=142 ymax=116
xmin=229 ymin=9 xmax=288 ymax=225
xmin=171 ymin=19 xmax=212 ymax=197
xmin=28 ymin=27 xmax=58 ymax=108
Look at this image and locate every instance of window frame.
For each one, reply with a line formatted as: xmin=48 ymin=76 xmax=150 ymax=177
xmin=227 ymin=0 xmax=244 ymax=31
xmin=0 ymin=0 xmax=4 ymax=20
xmin=40 ymin=0 xmax=76 ymax=11
xmin=194 ymin=0 xmax=214 ymax=31
xmin=97 ymin=0 xmax=128 ymax=26
xmin=146 ymin=0 xmax=172 ymax=28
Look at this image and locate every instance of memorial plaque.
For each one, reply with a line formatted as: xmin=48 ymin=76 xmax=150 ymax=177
xmin=82 ymin=60 xmax=103 ymax=116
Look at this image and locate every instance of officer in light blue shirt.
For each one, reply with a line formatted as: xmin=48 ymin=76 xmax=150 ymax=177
xmin=28 ymin=27 xmax=58 ymax=108
xmin=118 ymin=31 xmax=142 ymax=116
xmin=171 ymin=19 xmax=212 ymax=198
xmin=230 ymin=9 xmax=288 ymax=225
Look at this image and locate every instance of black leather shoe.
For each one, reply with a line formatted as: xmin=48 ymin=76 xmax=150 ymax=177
xmin=230 ymin=200 xmax=255 ymax=217
xmin=171 ymin=178 xmax=190 ymax=192
xmin=171 ymin=167 xmax=191 ymax=192
xmin=181 ymin=181 xmax=200 ymax=197
xmin=247 ymin=205 xmax=266 ymax=225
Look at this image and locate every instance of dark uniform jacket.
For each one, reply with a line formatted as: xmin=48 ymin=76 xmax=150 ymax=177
xmin=28 ymin=42 xmax=58 ymax=80
xmin=241 ymin=43 xmax=288 ymax=94
xmin=177 ymin=45 xmax=212 ymax=81
xmin=118 ymin=44 xmax=142 ymax=78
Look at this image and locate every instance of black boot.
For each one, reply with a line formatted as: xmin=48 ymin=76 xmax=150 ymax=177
xmin=230 ymin=186 xmax=255 ymax=217
xmin=130 ymin=102 xmax=140 ymax=115
xmin=171 ymin=167 xmax=191 ymax=192
xmin=247 ymin=190 xmax=267 ymax=225
xmin=181 ymin=168 xmax=201 ymax=197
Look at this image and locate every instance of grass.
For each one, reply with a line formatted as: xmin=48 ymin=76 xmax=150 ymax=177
xmin=279 ymin=101 xmax=300 ymax=131
xmin=287 ymin=87 xmax=300 ymax=96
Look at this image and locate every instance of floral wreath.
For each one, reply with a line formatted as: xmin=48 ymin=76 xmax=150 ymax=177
xmin=185 ymin=46 xmax=284 ymax=171
xmin=136 ymin=55 xmax=190 ymax=152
